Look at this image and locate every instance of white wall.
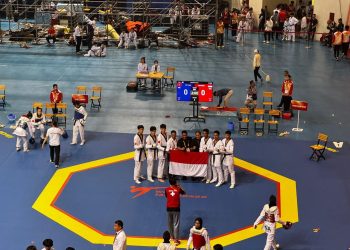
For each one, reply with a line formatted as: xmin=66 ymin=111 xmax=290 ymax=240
xmin=314 ymin=0 xmax=350 ymax=39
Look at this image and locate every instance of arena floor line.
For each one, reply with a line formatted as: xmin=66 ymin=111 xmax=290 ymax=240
xmin=0 ymin=131 xmax=349 ymax=250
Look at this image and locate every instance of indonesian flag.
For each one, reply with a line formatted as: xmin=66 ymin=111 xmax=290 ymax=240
xmin=169 ymin=150 xmax=208 ymax=177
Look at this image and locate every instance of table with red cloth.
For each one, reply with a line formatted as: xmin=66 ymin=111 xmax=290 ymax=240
xmin=169 ymin=150 xmax=208 ymax=177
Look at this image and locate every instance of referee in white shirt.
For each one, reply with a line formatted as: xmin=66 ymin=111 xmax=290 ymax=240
xmin=42 ymin=121 xmax=64 ymax=168
xmin=113 ymin=220 xmax=127 ymax=250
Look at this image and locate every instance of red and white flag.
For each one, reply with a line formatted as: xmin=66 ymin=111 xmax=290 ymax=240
xmin=169 ymin=150 xmax=208 ymax=177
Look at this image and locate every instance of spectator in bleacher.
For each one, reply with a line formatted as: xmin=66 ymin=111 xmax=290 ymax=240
xmin=263 ymin=17 xmax=273 ymax=43
xmin=221 ymin=7 xmax=230 ymax=40
xmin=42 ymin=238 xmax=54 ymax=250
xmin=337 ymin=18 xmax=344 ymax=32
xmin=169 ymin=6 xmax=176 ymax=26
xmin=288 ymin=1 xmax=296 ymax=14
xmin=46 ymin=25 xmax=56 ymax=45
xmin=191 ymin=5 xmax=200 ymax=16
xmin=342 ymin=25 xmax=350 ymax=57
xmin=333 ymin=28 xmax=343 ymax=61
xmin=216 ymin=19 xmax=224 ymax=48
xmin=127 ymin=28 xmax=138 ymax=49
xmin=230 ymin=9 xmax=239 ymax=38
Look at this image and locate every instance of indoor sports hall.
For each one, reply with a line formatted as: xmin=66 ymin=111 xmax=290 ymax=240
xmin=0 ymin=0 xmax=349 ymax=249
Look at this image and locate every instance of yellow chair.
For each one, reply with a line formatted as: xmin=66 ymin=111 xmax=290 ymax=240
xmin=163 ymin=67 xmax=176 ymax=87
xmin=262 ymin=91 xmax=273 ymax=111
xmin=0 ymin=85 xmax=6 ymax=108
xmin=56 ymin=103 xmax=67 ymax=128
xmin=310 ymin=133 xmax=328 ymax=161
xmin=267 ymin=109 xmax=280 ymax=134
xmin=254 ymin=108 xmax=265 ymax=134
xmin=32 ymin=102 xmax=43 ymax=113
xmin=76 ymin=85 xmax=87 ymax=94
xmin=90 ymin=86 xmax=102 ymax=110
xmin=44 ymin=103 xmax=56 ymax=120
xmin=238 ymin=107 xmax=250 ymax=135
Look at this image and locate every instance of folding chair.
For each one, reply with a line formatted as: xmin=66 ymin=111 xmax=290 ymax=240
xmin=0 ymin=85 xmax=6 ymax=108
xmin=90 ymin=86 xmax=102 ymax=110
xmin=267 ymin=110 xmax=280 ymax=134
xmin=310 ymin=133 xmax=328 ymax=161
xmin=262 ymin=91 xmax=273 ymax=111
xmin=254 ymin=108 xmax=265 ymax=135
xmin=238 ymin=107 xmax=250 ymax=135
xmin=32 ymin=102 xmax=43 ymax=113
xmin=76 ymin=85 xmax=87 ymax=94
xmin=55 ymin=103 xmax=67 ymax=128
xmin=44 ymin=103 xmax=56 ymax=121
xmin=163 ymin=67 xmax=176 ymax=87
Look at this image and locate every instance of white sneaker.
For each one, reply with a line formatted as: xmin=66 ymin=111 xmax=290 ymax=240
xmin=206 ymin=180 xmax=211 ymax=184
xmin=266 ymin=41 xmax=270 ymax=44
xmin=229 ymin=184 xmax=235 ymax=189
xmin=135 ymin=179 xmax=141 ymax=184
xmin=80 ymin=141 xmax=85 ymax=146
xmin=276 ymin=243 xmax=280 ymax=249
xmin=148 ymin=178 xmax=154 ymax=183
xmin=55 ymin=165 xmax=59 ymax=168
xmin=16 ymin=148 xmax=21 ymax=152
xmin=140 ymin=176 xmax=146 ymax=180
xmin=50 ymin=160 xmax=54 ymax=163
xmin=23 ymin=149 xmax=30 ymax=152
xmin=263 ymin=40 xmax=266 ymax=43
xmin=215 ymin=182 xmax=223 ymax=187
xmin=210 ymin=179 xmax=217 ymax=184
xmin=70 ymin=142 xmax=77 ymax=145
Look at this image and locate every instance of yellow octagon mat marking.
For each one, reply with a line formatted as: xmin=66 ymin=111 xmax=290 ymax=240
xmin=32 ymin=152 xmax=298 ymax=248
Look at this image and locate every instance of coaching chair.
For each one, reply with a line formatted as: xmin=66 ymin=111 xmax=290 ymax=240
xmin=0 ymin=85 xmax=6 ymax=108
xmin=55 ymin=103 xmax=67 ymax=128
xmin=310 ymin=133 xmax=328 ymax=161
xmin=238 ymin=107 xmax=250 ymax=135
xmin=90 ymin=86 xmax=102 ymax=110
xmin=254 ymin=108 xmax=265 ymax=135
xmin=32 ymin=102 xmax=43 ymax=113
xmin=163 ymin=67 xmax=175 ymax=87
xmin=76 ymin=85 xmax=87 ymax=94
xmin=267 ymin=110 xmax=280 ymax=134
xmin=262 ymin=91 xmax=273 ymax=111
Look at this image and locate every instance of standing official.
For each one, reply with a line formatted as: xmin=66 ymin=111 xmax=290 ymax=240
xmin=146 ymin=126 xmax=158 ymax=182
xmin=208 ymin=131 xmax=224 ymax=187
xmin=73 ymin=23 xmax=82 ymax=53
xmin=157 ymin=124 xmax=168 ymax=183
xmin=113 ymin=220 xmax=127 ymax=250
xmin=71 ymin=102 xmax=87 ymax=146
xmin=165 ymin=177 xmax=185 ymax=246
xmin=42 ymin=121 xmax=64 ymax=168
xmin=200 ymin=129 xmax=213 ymax=184
xmin=253 ymin=49 xmax=263 ymax=83
xmin=220 ymin=131 xmax=235 ymax=189
xmin=253 ymin=195 xmax=287 ymax=250
xmin=134 ymin=125 xmax=146 ymax=184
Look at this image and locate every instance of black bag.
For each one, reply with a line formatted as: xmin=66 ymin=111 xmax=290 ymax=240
xmin=126 ymin=81 xmax=138 ymax=92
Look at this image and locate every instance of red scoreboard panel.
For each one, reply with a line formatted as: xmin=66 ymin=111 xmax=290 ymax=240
xmin=195 ymin=82 xmax=213 ymax=102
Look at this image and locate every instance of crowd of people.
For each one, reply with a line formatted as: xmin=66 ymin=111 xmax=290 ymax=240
xmin=26 ymin=238 xmax=75 ymax=250
xmin=12 ymin=84 xmax=87 ymax=168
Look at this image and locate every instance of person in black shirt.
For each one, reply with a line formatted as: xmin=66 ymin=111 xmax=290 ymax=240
xmin=191 ymin=131 xmax=201 ymax=152
xmin=213 ymin=88 xmax=233 ymax=107
xmin=177 ymin=130 xmax=191 ymax=152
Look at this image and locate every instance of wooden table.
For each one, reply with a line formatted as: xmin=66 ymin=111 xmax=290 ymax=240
xmin=136 ymin=72 xmax=164 ymax=91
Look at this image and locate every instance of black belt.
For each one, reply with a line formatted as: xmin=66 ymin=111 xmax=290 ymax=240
xmin=137 ymin=148 xmax=146 ymax=161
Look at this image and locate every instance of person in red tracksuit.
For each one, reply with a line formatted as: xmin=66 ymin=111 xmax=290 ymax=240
xmin=165 ymin=177 xmax=186 ymax=245
xmin=277 ymin=73 xmax=294 ymax=113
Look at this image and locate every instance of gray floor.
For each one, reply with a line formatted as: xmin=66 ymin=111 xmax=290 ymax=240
xmin=0 ymin=34 xmax=349 ymax=142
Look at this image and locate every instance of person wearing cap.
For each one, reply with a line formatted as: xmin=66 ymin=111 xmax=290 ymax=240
xmin=253 ymin=49 xmax=263 ymax=83
xmin=13 ymin=111 xmax=34 ymax=152
xmin=213 ymin=88 xmax=233 ymax=108
xmin=71 ymin=101 xmax=88 ymax=146
xmin=42 ymin=120 xmax=64 ymax=168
